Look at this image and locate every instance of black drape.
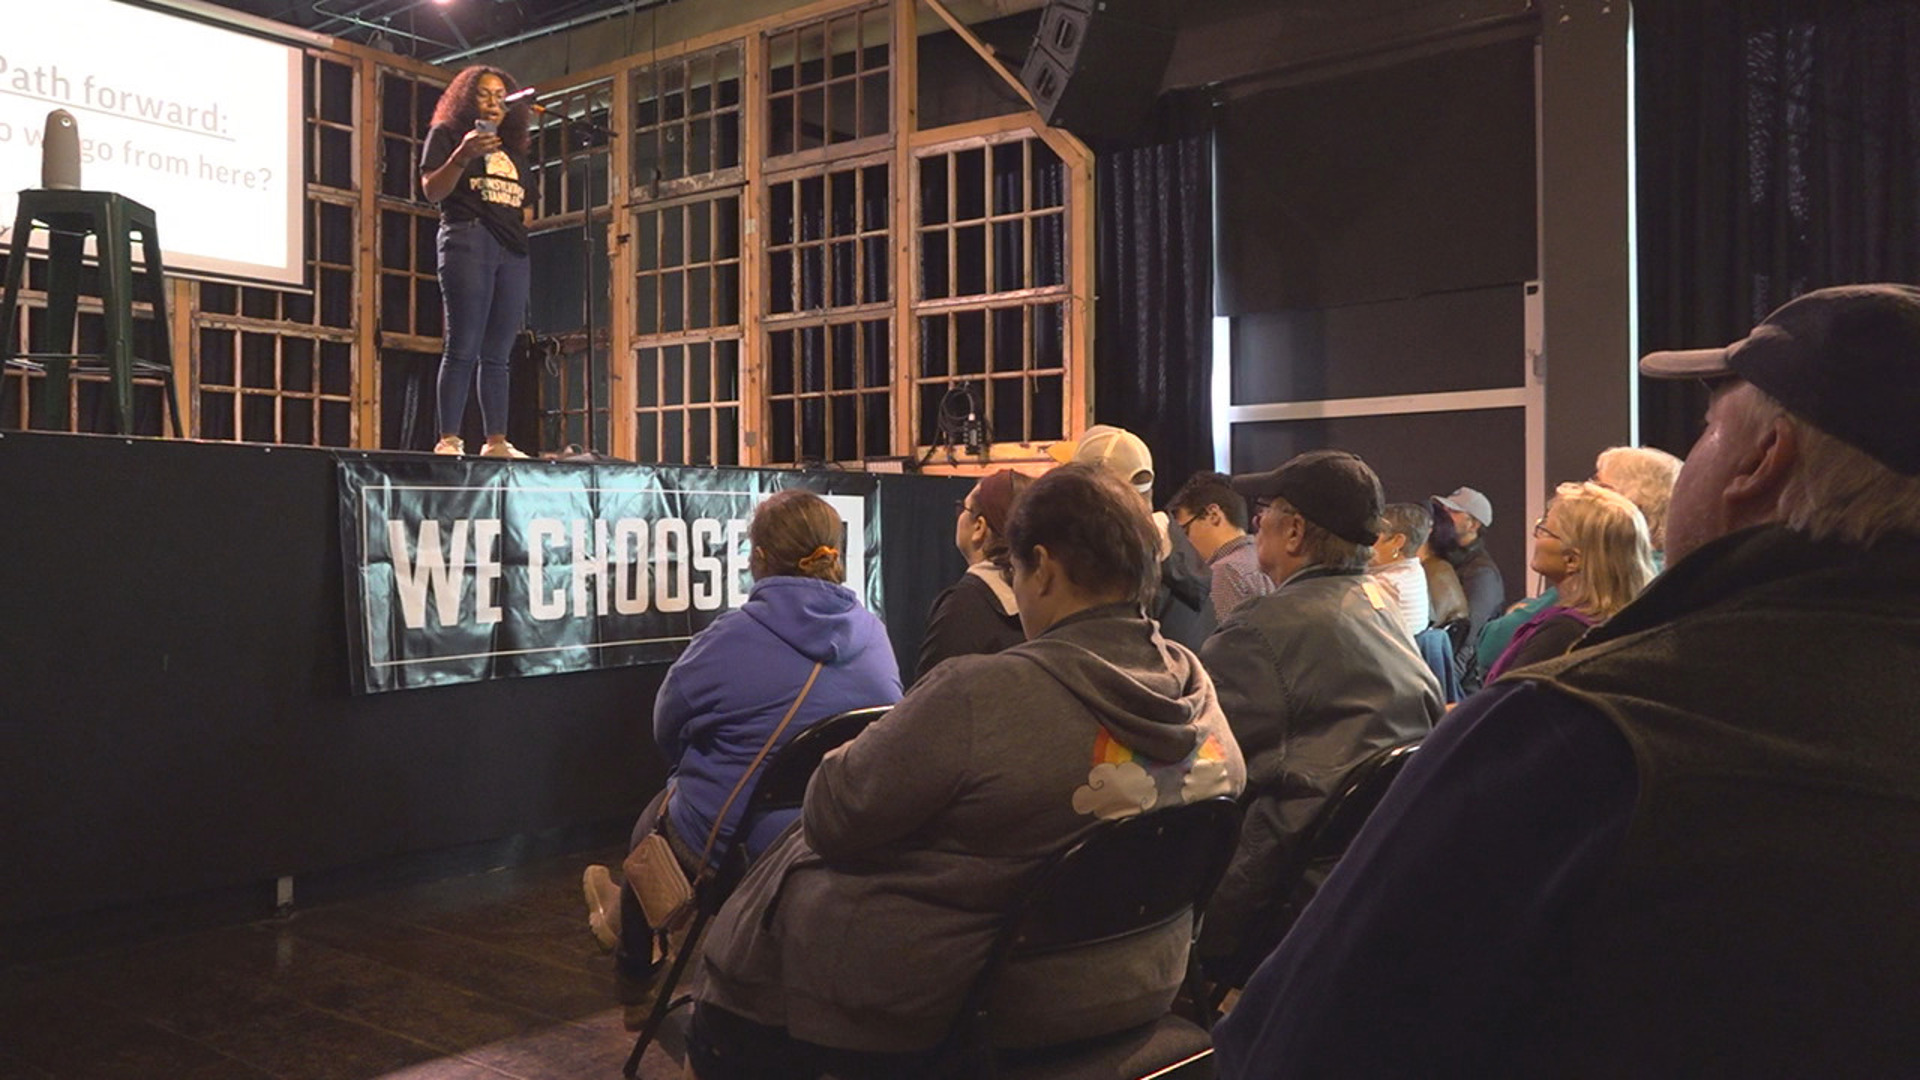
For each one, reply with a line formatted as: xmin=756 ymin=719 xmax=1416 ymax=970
xmin=1636 ymin=0 xmax=1920 ymax=454
xmin=1094 ymin=130 xmax=1214 ymax=507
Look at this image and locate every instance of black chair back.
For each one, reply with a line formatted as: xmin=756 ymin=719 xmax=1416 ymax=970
xmin=1003 ymin=798 xmax=1242 ymax=959
xmin=749 ymin=704 xmax=890 ymax=813
xmin=1307 ymin=740 xmax=1420 ymax=860
xmin=948 ymin=798 xmax=1243 ymax=1076
xmin=1213 ymin=738 xmax=1422 ymax=991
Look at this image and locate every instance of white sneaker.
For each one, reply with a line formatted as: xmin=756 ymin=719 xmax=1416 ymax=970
xmin=481 ymin=439 xmax=531 ymax=459
xmin=583 ymin=864 xmax=622 ymax=953
xmin=432 ymin=435 xmax=465 ymax=455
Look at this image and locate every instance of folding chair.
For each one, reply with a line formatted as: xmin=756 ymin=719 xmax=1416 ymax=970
xmin=946 ymin=797 xmax=1243 ymax=1080
xmin=1200 ymin=739 xmax=1423 ymax=1000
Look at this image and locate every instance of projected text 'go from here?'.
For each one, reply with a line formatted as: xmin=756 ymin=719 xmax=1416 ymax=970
xmin=0 ymin=56 xmax=274 ymax=191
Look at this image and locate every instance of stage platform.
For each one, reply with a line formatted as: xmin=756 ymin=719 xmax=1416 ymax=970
xmin=0 ymin=431 xmax=969 ymax=963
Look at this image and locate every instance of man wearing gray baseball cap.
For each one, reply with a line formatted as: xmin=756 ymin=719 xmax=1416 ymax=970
xmin=1216 ymin=284 xmax=1920 ymax=1076
xmin=1195 ymin=450 xmax=1442 ymax=984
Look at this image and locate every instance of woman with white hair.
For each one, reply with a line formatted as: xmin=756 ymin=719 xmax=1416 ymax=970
xmin=1594 ymin=444 xmax=1684 ymax=557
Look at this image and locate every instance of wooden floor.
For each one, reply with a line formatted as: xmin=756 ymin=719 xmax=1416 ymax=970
xmin=0 ymin=846 xmax=684 ymax=1079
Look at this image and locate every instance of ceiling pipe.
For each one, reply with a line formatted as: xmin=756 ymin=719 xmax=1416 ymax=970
xmin=433 ymin=0 xmax=671 ymax=64
xmin=309 ymin=0 xmax=451 ymax=46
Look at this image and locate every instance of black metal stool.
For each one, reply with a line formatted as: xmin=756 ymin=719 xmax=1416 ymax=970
xmin=0 ymin=189 xmax=184 ymax=436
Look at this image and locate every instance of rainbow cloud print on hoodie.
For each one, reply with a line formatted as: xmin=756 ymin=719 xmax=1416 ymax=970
xmin=1072 ymin=727 xmax=1235 ymax=820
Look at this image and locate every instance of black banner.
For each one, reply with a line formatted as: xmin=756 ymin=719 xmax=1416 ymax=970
xmin=339 ymin=458 xmax=881 ymax=694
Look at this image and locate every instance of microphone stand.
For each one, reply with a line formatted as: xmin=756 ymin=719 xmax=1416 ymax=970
xmin=513 ymin=91 xmax=617 ymax=457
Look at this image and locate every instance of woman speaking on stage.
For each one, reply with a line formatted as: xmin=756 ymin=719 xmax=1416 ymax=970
xmin=419 ymin=65 xmax=538 ymax=459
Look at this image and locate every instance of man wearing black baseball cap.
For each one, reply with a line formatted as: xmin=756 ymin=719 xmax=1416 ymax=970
xmin=1216 ymin=285 xmax=1920 ymax=1077
xmin=1194 ymin=450 xmax=1442 ymax=983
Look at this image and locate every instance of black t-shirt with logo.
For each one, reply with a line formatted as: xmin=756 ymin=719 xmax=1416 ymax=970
xmin=420 ymin=123 xmax=537 ymax=255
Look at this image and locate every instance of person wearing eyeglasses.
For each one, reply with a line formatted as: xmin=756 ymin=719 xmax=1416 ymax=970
xmin=1195 ymin=450 xmax=1443 ymax=984
xmin=419 ymin=65 xmax=539 ymax=459
xmin=914 ymin=469 xmax=1033 ymax=682
xmin=1167 ymin=471 xmax=1273 ymax=620
xmin=1476 ymin=445 xmax=1682 ymax=676
xmin=1483 ymin=482 xmax=1656 ymax=682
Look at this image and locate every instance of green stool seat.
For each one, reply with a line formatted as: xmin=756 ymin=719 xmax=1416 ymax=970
xmin=0 ymin=189 xmax=184 ymax=437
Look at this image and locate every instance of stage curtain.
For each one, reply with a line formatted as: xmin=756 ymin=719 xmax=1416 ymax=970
xmin=1635 ymin=0 xmax=1920 ymax=454
xmin=1094 ymin=130 xmax=1214 ymax=506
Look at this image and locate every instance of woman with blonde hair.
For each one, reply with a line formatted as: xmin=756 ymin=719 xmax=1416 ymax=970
xmin=582 ymin=488 xmax=901 ymax=1027
xmin=1486 ymin=481 xmax=1656 ymax=680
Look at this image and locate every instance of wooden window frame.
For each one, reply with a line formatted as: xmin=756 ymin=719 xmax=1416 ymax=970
xmin=909 ymin=128 xmax=1075 ymax=456
xmin=635 ymin=337 xmax=744 ymax=466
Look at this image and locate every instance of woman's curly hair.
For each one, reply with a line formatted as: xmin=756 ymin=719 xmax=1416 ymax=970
xmin=430 ymin=65 xmax=531 ymax=156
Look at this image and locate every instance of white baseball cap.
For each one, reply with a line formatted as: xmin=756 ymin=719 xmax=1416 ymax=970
xmin=1050 ymin=424 xmax=1155 ymax=495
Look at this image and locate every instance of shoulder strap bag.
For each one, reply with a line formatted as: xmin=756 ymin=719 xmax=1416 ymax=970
xmin=624 ymin=661 xmax=825 ymax=943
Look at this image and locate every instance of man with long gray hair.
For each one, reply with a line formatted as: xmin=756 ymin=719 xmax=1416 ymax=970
xmin=1216 ymin=284 xmax=1920 ymax=1076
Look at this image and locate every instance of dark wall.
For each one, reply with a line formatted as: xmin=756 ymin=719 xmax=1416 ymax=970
xmin=878 ymin=472 xmax=975 ymax=677
xmin=917 ymin=11 xmax=1041 ymax=130
xmin=0 ymin=434 xmax=665 ymax=932
xmin=1213 ymin=35 xmax=1537 ymax=599
xmin=1164 ymin=0 xmax=1533 ymax=93
xmin=1216 ymin=38 xmax=1537 ymax=314
xmin=1230 ymin=286 xmax=1526 ymax=404
xmin=0 ymin=434 xmax=967 ymax=946
xmin=1231 ymin=406 xmax=1529 ymax=605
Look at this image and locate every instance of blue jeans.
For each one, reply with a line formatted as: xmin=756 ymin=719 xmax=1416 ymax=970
xmin=436 ymin=220 xmax=529 ymax=437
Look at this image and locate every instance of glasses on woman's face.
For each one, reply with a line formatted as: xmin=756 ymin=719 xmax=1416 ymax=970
xmin=954 ymin=498 xmax=974 ymax=517
xmin=1533 ymin=517 xmax=1563 ymax=542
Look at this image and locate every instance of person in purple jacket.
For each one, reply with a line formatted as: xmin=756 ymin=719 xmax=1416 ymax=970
xmin=582 ymin=488 xmax=901 ymax=1027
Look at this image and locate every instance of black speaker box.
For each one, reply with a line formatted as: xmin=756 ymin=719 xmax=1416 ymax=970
xmin=1019 ymin=0 xmax=1175 ymax=148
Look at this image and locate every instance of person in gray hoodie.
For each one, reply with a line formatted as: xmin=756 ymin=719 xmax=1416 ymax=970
xmin=685 ymin=464 xmax=1248 ymax=1079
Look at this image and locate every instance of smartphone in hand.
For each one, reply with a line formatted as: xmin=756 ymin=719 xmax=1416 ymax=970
xmin=473 ymin=118 xmax=497 ymax=135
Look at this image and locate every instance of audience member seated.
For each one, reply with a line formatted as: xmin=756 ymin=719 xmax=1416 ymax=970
xmin=1366 ymin=502 xmax=1432 ymax=639
xmin=1063 ymin=424 xmax=1217 ymax=650
xmin=1431 ymin=486 xmax=1507 ymax=632
xmin=1196 ymin=450 xmax=1442 ymax=978
xmin=1418 ymin=535 xmax=1470 ymax=629
xmin=1594 ymin=443 xmax=1683 ymax=564
xmin=1430 ymin=486 xmax=1506 ymax=690
xmin=580 ymin=490 xmax=902 ymax=1027
xmin=914 ymin=468 xmax=1032 ymax=683
xmin=1478 ymin=445 xmax=1681 ymax=673
xmin=1485 ymin=482 xmax=1654 ymax=680
xmin=1215 ymin=283 xmax=1920 ymax=1076
xmin=684 ymin=464 xmax=1246 ymax=1079
xmin=1168 ymin=470 xmax=1274 ymax=620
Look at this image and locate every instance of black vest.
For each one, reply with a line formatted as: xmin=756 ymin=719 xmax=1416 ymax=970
xmin=1509 ymin=525 xmax=1920 ymax=1075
